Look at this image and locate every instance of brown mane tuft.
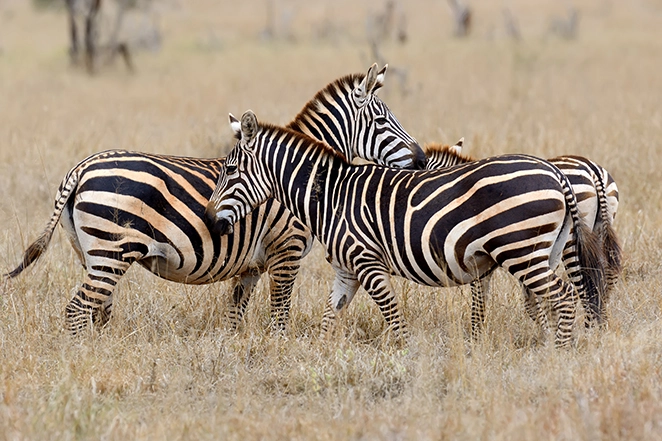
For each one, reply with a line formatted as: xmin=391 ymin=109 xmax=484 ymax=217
xmin=286 ymin=73 xmax=364 ymax=129
xmin=424 ymin=142 xmax=476 ymax=162
xmin=258 ymin=121 xmax=350 ymax=164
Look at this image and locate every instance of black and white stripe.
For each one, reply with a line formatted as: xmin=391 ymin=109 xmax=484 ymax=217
xmin=287 ymin=63 xmax=424 ymax=169
xmin=425 ymin=143 xmax=620 ymax=331
xmin=4 ymin=64 xmax=422 ymax=335
xmin=207 ymin=111 xmax=606 ymax=347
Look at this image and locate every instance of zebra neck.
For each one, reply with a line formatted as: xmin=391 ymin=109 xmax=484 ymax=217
xmin=264 ymin=140 xmax=347 ymax=240
xmin=287 ymin=114 xmax=353 ymax=160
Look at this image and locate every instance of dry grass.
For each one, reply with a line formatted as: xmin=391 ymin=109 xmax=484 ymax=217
xmin=1 ymin=0 xmax=662 ymax=439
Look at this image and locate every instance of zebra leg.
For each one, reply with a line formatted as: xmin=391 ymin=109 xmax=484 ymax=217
xmin=266 ymin=262 xmax=301 ymax=332
xmin=226 ymin=270 xmax=261 ymax=331
xmin=470 ymin=273 xmax=492 ymax=340
xmin=320 ymin=271 xmax=360 ymax=339
xmin=522 ymin=286 xmax=550 ymax=329
xmin=264 ymin=232 xmax=310 ymax=331
xmin=521 ymin=271 xmax=576 ymax=348
xmin=66 ymin=267 xmax=127 ymax=334
xmin=357 ymin=268 xmax=408 ymax=341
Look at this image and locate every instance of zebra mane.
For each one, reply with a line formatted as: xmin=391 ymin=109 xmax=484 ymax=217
xmin=424 ymin=142 xmax=476 ymax=163
xmin=286 ymin=73 xmax=364 ymax=129
xmin=258 ymin=121 xmax=350 ymax=164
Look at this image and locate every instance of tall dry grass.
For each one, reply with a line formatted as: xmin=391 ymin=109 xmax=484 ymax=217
xmin=1 ymin=1 xmax=662 ymax=439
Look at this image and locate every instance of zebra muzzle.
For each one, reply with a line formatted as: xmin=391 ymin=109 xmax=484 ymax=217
xmin=204 ymin=205 xmax=234 ymax=236
xmin=212 ymin=217 xmax=234 ymax=236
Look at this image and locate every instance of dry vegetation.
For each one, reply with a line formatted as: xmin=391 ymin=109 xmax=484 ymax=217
xmin=1 ymin=0 xmax=662 ymax=439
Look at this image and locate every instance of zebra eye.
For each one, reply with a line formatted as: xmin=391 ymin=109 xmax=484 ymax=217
xmin=373 ymin=115 xmax=388 ymax=125
xmin=226 ymin=164 xmax=237 ymax=175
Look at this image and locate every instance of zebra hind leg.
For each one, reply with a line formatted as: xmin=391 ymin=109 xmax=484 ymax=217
xmin=522 ymin=286 xmax=552 ymax=342
xmin=65 ymin=268 xmax=127 ymax=335
xmin=522 ymin=271 xmax=576 ymax=348
xmin=469 ymin=274 xmax=492 ymax=341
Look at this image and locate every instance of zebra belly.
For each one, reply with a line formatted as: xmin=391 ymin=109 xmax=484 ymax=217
xmin=71 ymin=195 xmax=268 ymax=285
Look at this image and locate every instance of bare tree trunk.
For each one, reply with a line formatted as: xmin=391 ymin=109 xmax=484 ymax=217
xmin=65 ymin=0 xmax=79 ymax=65
xmin=84 ymin=0 xmax=102 ymax=74
xmin=447 ymin=0 xmax=471 ymax=37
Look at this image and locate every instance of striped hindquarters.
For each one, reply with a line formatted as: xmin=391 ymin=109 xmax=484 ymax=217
xmin=549 ymin=155 xmax=621 ymax=296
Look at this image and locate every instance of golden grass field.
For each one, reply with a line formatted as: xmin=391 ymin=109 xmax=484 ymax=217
xmin=1 ymin=0 xmax=662 ymax=439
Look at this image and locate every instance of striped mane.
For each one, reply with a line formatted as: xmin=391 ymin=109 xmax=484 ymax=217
xmin=286 ymin=73 xmax=363 ymax=129
xmin=259 ymin=121 xmax=351 ymax=164
xmin=424 ymin=142 xmax=476 ymax=163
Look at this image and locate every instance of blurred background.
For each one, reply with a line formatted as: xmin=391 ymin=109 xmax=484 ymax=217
xmin=2 ymin=0 xmax=661 ymax=232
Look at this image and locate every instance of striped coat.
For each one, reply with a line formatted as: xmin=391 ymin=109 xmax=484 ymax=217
xmin=425 ymin=142 xmax=620 ymax=330
xmin=4 ymin=63 xmax=422 ymax=334
xmin=207 ymin=111 xmax=607 ymax=347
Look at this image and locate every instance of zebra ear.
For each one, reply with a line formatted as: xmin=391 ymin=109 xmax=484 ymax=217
xmin=353 ymin=63 xmax=379 ymax=106
xmin=240 ymin=110 xmax=259 ymax=149
xmin=450 ymin=137 xmax=464 ymax=155
xmin=364 ymin=62 xmax=379 ymax=93
xmin=372 ymin=64 xmax=388 ymax=94
xmin=229 ymin=113 xmax=242 ymax=140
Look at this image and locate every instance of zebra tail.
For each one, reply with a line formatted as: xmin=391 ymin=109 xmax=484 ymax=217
xmin=589 ymin=164 xmax=623 ymax=288
xmin=554 ymin=163 xmax=607 ymax=324
xmin=3 ymin=168 xmax=80 ymax=279
xmin=559 ymin=166 xmax=608 ymax=324
xmin=573 ymin=214 xmax=608 ymax=324
xmin=602 ymin=221 xmax=622 ymax=282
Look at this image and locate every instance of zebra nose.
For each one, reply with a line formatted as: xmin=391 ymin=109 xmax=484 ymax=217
xmin=411 ymin=142 xmax=427 ymax=170
xmin=209 ymin=217 xmax=234 ymax=236
xmin=204 ymin=204 xmax=234 ymax=236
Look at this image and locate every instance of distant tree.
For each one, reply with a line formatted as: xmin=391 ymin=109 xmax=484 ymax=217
xmin=447 ymin=0 xmax=471 ymax=37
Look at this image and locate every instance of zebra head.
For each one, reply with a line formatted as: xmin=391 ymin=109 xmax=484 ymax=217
xmin=289 ymin=63 xmax=425 ymax=170
xmin=349 ymin=63 xmax=425 ymax=169
xmin=205 ymin=111 xmax=269 ymax=236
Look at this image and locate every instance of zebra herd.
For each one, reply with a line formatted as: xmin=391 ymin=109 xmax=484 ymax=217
xmin=4 ymin=64 xmax=620 ymax=348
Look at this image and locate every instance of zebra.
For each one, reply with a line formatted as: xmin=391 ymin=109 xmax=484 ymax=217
xmin=3 ymin=63 xmax=423 ymax=335
xmin=424 ymin=142 xmax=620 ymax=333
xmin=206 ymin=110 xmax=607 ymax=347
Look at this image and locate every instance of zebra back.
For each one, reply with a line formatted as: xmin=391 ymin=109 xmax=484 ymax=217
xmin=549 ymin=155 xmax=622 ymax=298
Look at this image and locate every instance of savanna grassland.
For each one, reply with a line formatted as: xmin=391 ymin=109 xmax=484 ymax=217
xmin=1 ymin=1 xmax=662 ymax=439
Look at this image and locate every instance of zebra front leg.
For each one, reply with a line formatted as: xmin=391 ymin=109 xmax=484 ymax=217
xmin=66 ymin=268 xmax=126 ymax=334
xmin=469 ymin=273 xmax=492 ymax=340
xmin=266 ymin=259 xmax=302 ymax=332
xmin=320 ymin=271 xmax=360 ymax=339
xmin=357 ymin=268 xmax=408 ymax=341
xmin=226 ymin=270 xmax=261 ymax=331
